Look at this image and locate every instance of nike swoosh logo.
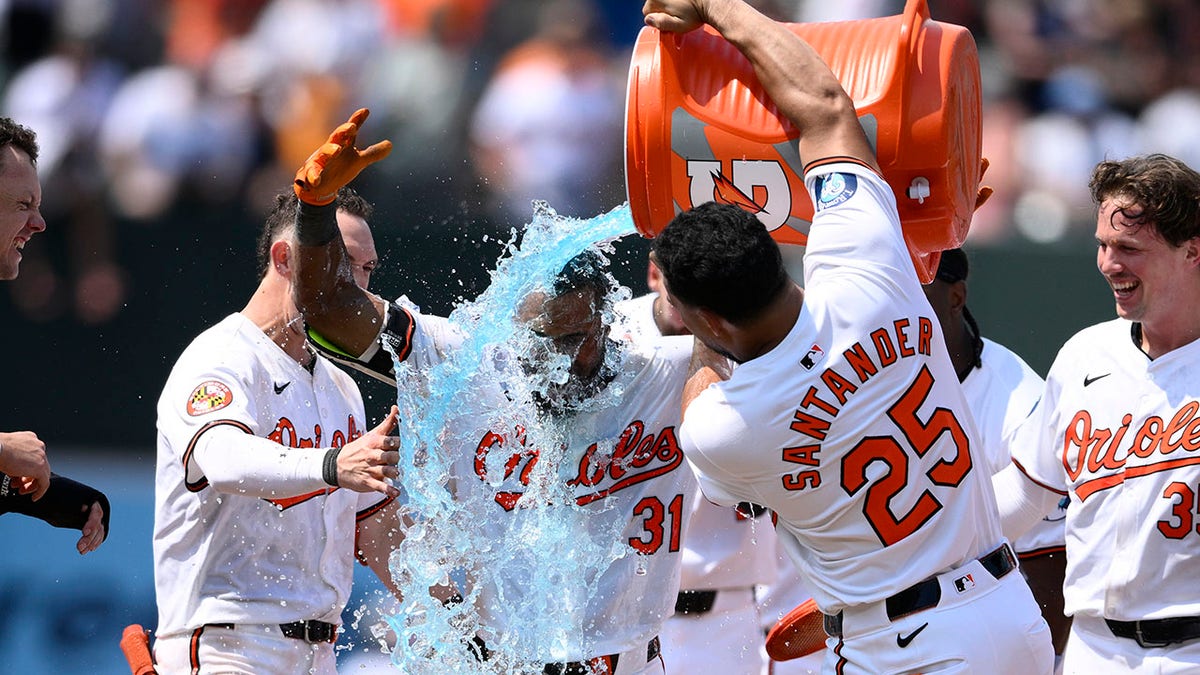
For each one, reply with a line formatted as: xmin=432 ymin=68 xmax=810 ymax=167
xmin=273 ymin=381 xmax=291 ymax=395
xmin=1083 ymin=373 xmax=1111 ymax=387
xmin=896 ymin=622 xmax=929 ymax=648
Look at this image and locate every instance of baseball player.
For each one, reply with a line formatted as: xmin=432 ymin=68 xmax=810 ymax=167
xmin=612 ymin=258 xmax=778 ymax=675
xmin=289 ymin=110 xmax=697 ymax=674
xmin=645 ymin=1 xmax=1054 ymax=673
xmin=152 ymin=187 xmax=409 ymax=675
xmin=1 ymin=116 xmax=108 ymax=554
xmin=924 ymin=247 xmax=1072 ymax=665
xmin=994 ymin=153 xmax=1200 ymax=673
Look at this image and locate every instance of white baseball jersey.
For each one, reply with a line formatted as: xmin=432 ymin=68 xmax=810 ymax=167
xmin=614 ymin=293 xmax=776 ymax=675
xmin=397 ymin=308 xmax=698 ymax=661
xmin=611 ymin=293 xmax=661 ymax=345
xmin=612 ymin=293 xmax=778 ymax=592
xmin=1010 ymin=318 xmax=1200 ymax=623
xmin=680 ymin=161 xmax=1004 ymax=611
xmin=154 ymin=313 xmax=386 ymax=641
xmin=965 ymin=338 xmax=1066 ymax=553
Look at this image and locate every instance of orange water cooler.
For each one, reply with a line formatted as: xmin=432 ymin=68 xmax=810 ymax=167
xmin=624 ymin=0 xmax=983 ymax=282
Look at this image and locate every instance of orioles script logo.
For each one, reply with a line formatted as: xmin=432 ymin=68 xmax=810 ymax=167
xmin=474 ymin=420 xmax=684 ymax=511
xmin=266 ymin=414 xmax=362 ymax=510
xmin=1065 ymin=401 xmax=1200 ymax=501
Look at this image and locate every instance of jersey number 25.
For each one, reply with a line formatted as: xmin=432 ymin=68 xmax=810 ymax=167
xmin=841 ymin=365 xmax=973 ymax=546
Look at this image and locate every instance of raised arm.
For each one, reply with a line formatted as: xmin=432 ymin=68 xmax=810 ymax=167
xmin=292 ymin=109 xmax=393 ymax=357
xmin=643 ymin=0 xmax=880 ymax=173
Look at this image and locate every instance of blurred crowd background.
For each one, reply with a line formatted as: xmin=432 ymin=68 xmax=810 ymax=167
xmin=4 ymin=0 xmax=1200 ymax=446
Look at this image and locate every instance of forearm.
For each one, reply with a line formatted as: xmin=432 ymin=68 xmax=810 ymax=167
xmin=192 ymin=424 xmax=333 ymax=498
xmin=993 ymin=463 xmax=1062 ymax=542
xmin=681 ymin=337 xmax=732 ymax=416
xmin=0 ymin=473 xmax=109 ymax=537
xmin=293 ymin=200 xmax=388 ymax=356
xmin=704 ymin=0 xmax=878 ymax=171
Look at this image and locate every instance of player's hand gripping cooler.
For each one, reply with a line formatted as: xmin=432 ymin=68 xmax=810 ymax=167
xmin=625 ymin=0 xmax=987 ymax=282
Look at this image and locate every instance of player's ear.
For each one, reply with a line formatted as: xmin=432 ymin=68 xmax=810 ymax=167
xmin=1183 ymin=236 xmax=1200 ymax=269
xmin=270 ymin=238 xmax=293 ymax=277
xmin=646 ymin=255 xmax=664 ymax=293
xmin=948 ymin=279 xmax=967 ymax=315
xmin=696 ymin=306 xmax=731 ymax=340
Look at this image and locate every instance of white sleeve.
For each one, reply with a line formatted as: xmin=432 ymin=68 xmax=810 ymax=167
xmin=191 ymin=424 xmax=329 ymax=498
xmin=992 ymin=463 xmax=1062 ymax=542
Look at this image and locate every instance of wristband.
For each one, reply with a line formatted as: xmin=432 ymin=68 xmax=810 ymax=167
xmin=296 ymin=200 xmax=339 ymax=247
xmin=322 ymin=448 xmax=341 ymax=487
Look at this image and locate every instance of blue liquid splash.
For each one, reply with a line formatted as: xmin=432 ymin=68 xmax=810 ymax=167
xmin=383 ymin=202 xmax=638 ymax=673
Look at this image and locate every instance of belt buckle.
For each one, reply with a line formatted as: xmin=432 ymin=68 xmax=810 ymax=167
xmin=303 ymin=620 xmax=332 ymax=643
xmin=1133 ymin=622 xmax=1170 ymax=649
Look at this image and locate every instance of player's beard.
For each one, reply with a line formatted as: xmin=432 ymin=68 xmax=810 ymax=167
xmin=531 ymin=360 xmax=618 ymax=417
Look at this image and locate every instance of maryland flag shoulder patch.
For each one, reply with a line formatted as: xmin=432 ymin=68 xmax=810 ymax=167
xmin=187 ymin=381 xmax=234 ymax=417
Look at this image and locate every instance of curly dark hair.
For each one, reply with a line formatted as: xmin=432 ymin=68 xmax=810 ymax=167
xmin=552 ymin=248 xmax=616 ymax=308
xmin=651 ymin=201 xmax=787 ymax=324
xmin=0 ymin=117 xmax=39 ymax=167
xmin=256 ymin=187 xmax=374 ymax=278
xmin=1089 ymin=154 xmax=1200 ymax=247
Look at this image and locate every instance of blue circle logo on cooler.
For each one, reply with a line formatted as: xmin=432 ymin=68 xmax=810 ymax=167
xmin=816 ymin=173 xmax=857 ymax=211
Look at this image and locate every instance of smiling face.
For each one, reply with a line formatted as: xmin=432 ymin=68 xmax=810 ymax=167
xmin=0 ymin=145 xmax=44 ymax=280
xmin=336 ymin=210 xmax=378 ymax=290
xmin=1095 ymin=197 xmax=1200 ymax=330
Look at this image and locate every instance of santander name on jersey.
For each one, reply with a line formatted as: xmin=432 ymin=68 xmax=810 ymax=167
xmin=679 ymin=162 xmax=1002 ymax=613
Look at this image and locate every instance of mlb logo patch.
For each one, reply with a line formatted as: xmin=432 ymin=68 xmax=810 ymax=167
xmin=800 ymin=344 xmax=825 ymax=370
xmin=954 ymin=574 xmax=976 ymax=593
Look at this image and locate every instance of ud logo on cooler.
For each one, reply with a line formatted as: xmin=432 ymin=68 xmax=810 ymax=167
xmin=817 ymin=173 xmax=857 ymax=211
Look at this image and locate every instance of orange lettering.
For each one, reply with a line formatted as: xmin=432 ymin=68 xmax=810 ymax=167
xmin=782 ymin=445 xmax=821 ymax=467
xmin=918 ymin=317 xmax=933 ymax=355
xmin=843 ymin=342 xmax=878 ymax=383
xmin=870 ymin=328 xmax=897 ymax=366
xmin=800 ymin=387 xmax=838 ymax=416
xmin=894 ymin=319 xmax=915 ymax=357
xmin=821 ymin=368 xmax=858 ymax=405
xmin=783 ymin=470 xmax=820 ymax=491
xmin=790 ymin=410 xmax=830 ymax=441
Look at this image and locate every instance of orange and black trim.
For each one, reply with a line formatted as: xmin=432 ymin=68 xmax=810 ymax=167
xmin=183 ymin=419 xmax=254 ymax=492
xmin=188 ymin=625 xmax=206 ymax=673
xmin=803 ymin=155 xmax=879 ymax=177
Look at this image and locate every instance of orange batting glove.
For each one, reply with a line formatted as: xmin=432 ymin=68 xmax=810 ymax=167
xmin=294 ymin=108 xmax=393 ymax=206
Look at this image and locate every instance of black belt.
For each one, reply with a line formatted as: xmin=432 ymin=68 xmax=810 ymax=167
xmin=675 ymin=590 xmax=718 ymax=615
xmin=824 ymin=543 xmax=1017 ymax=638
xmin=206 ymin=620 xmax=338 ymax=644
xmin=469 ymin=636 xmax=660 ymax=674
xmin=1106 ymin=617 xmax=1200 ymax=648
xmin=543 ymin=637 xmax=660 ymax=675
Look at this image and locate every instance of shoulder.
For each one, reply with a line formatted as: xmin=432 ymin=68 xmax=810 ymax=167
xmin=1057 ymin=318 xmax=1130 ymax=360
xmin=630 ymin=335 xmax=692 ymax=376
xmin=168 ymin=315 xmax=260 ymax=379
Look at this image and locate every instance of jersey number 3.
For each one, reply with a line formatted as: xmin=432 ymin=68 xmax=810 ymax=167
xmin=841 ymin=365 xmax=973 ymax=546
